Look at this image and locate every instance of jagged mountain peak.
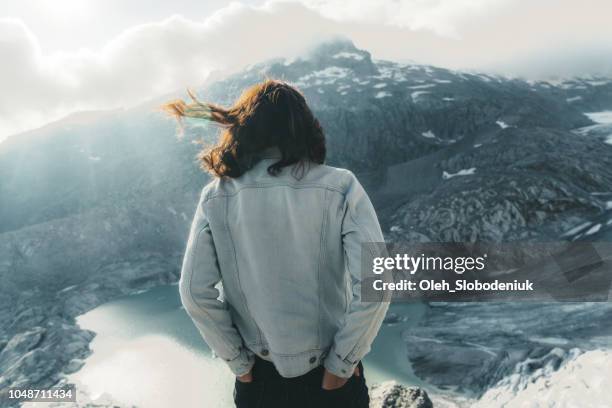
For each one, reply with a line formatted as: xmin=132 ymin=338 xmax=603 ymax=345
xmin=235 ymin=38 xmax=377 ymax=84
xmin=303 ymin=37 xmax=372 ymax=63
xmin=300 ymin=37 xmax=376 ymax=75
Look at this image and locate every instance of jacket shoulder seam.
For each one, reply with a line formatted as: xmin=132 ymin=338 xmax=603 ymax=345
xmin=203 ymin=182 xmax=346 ymax=202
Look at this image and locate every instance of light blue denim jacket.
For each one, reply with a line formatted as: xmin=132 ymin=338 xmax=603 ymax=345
xmin=179 ymin=148 xmax=389 ymax=379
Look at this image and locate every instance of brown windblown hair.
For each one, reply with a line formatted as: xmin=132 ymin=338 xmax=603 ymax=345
xmin=162 ymin=79 xmax=326 ymax=178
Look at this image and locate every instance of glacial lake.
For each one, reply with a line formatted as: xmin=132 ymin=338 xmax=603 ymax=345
xmin=68 ymin=284 xmax=428 ymax=408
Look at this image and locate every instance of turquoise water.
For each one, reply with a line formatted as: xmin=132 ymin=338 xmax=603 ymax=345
xmin=69 ymin=284 xmax=427 ymax=408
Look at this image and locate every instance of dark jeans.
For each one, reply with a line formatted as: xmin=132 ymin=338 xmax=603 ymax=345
xmin=233 ymin=356 xmax=370 ymax=408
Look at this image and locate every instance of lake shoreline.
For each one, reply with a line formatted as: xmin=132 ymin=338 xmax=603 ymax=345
xmin=1 ymin=268 xmax=452 ymax=408
xmin=0 ymin=258 xmax=182 ymax=408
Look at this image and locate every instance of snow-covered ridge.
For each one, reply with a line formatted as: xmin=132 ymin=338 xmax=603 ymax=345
xmin=474 ymin=349 xmax=612 ymax=408
xmin=236 ymin=41 xmax=612 ymax=115
xmin=544 ymin=77 xmax=612 ymax=89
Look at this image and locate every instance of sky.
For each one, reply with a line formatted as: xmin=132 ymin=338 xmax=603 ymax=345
xmin=1 ymin=0 xmax=611 ymax=141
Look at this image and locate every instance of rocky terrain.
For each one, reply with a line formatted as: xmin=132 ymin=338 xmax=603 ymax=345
xmin=385 ymin=126 xmax=612 ymax=243
xmin=370 ymin=383 xmax=433 ymax=408
xmin=1 ymin=39 xmax=612 ymax=407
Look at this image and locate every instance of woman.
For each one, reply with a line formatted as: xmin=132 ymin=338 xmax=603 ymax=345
xmin=163 ymin=80 xmax=388 ymax=407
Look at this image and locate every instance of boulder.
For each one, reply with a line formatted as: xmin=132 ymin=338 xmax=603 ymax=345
xmin=371 ymin=382 xmax=434 ymax=408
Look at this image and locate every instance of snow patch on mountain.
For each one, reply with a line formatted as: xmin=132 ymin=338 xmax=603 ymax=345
xmin=411 ymin=91 xmax=430 ymax=100
xmin=585 ymin=223 xmax=601 ymax=235
xmin=409 ymin=84 xmax=436 ymax=90
xmin=421 ymin=130 xmax=436 ymax=139
xmin=585 ymin=111 xmax=612 ymax=124
xmin=352 ymin=78 xmax=370 ymax=85
xmin=587 ymin=80 xmax=610 ymax=86
xmin=562 ymin=221 xmax=592 ymax=237
xmin=442 ymin=168 xmax=476 ymax=179
xmin=566 ymin=96 xmax=583 ymax=103
xmin=496 ymin=120 xmax=510 ymax=129
xmin=374 ymin=64 xmax=408 ymax=82
xmin=295 ymin=66 xmax=350 ymax=86
xmin=333 ymin=52 xmax=364 ymax=61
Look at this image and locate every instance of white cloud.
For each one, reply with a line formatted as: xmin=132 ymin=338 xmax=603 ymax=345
xmin=301 ymin=0 xmax=512 ymax=37
xmin=1 ymin=0 xmax=612 ymax=140
xmin=0 ymin=2 xmax=339 ymax=140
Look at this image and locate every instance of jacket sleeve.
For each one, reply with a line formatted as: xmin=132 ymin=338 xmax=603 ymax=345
xmin=323 ymin=171 xmax=391 ymax=378
xmin=178 ymin=189 xmax=254 ymax=376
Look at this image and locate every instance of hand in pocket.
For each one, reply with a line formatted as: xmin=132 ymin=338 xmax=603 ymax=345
xmin=321 ymin=365 xmax=360 ymax=390
xmin=237 ymin=370 xmax=253 ymax=383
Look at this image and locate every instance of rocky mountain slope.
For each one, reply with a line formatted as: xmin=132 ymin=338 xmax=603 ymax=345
xmin=1 ymin=39 xmax=612 ymax=407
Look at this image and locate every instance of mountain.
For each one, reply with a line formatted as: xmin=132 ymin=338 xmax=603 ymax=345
xmin=1 ymin=39 xmax=612 ymax=406
xmin=208 ymin=39 xmax=594 ymax=172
